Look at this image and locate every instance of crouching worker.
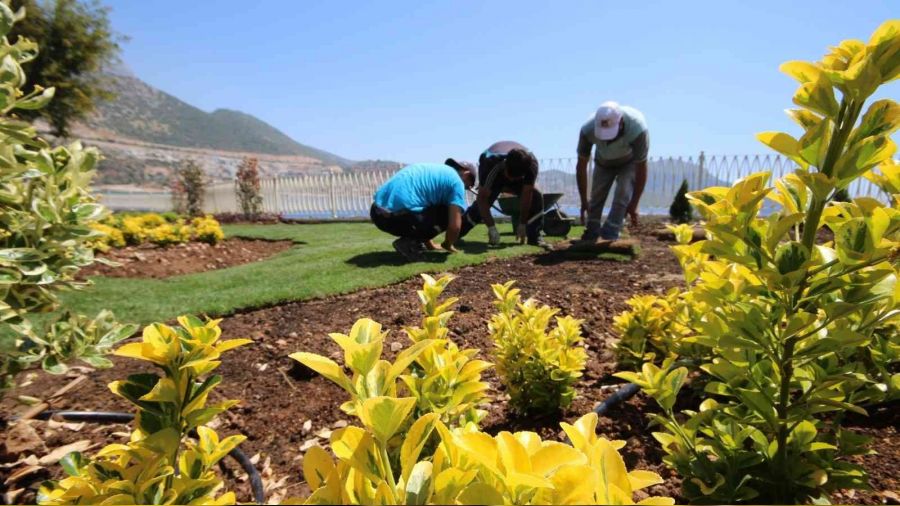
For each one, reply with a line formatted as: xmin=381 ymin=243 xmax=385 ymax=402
xmin=371 ymin=160 xmax=476 ymax=261
xmin=459 ymin=141 xmax=547 ymax=247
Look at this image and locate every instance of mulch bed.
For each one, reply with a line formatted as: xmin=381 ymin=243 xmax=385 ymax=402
xmin=2 ymin=222 xmax=897 ymax=504
xmin=80 ymin=238 xmax=294 ymax=279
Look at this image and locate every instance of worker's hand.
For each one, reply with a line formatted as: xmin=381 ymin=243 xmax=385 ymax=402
xmin=488 ymin=225 xmax=501 ymax=246
xmin=627 ymin=204 xmax=640 ymax=227
xmin=441 ymin=240 xmax=459 ymax=253
xmin=580 ymin=201 xmax=589 ymax=226
xmin=516 ymin=224 xmax=527 ymax=244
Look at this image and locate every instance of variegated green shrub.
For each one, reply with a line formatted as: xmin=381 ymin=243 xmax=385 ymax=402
xmin=0 ymin=0 xmax=129 ymax=393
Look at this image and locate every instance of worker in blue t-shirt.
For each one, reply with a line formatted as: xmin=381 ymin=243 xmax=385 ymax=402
xmin=371 ymin=160 xmax=476 ymax=261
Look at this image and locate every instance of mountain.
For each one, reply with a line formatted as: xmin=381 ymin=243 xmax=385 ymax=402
xmin=84 ymin=73 xmax=352 ymax=166
xmin=53 ymin=69 xmax=367 ymax=188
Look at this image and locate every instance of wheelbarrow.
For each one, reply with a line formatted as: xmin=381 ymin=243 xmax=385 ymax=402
xmin=496 ymin=192 xmax=574 ymax=237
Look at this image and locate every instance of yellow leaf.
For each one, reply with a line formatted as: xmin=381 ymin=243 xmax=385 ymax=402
xmin=757 ymin=132 xmax=808 ymax=169
xmin=454 ymin=432 xmax=500 ymax=474
xmin=628 ymin=469 xmax=665 ymax=491
xmin=331 ymin=427 xmax=382 ymax=483
xmin=547 ymin=464 xmax=596 ymax=504
xmin=512 ymin=431 xmax=542 ymax=456
xmin=289 ymin=352 xmax=352 ymax=392
xmin=138 ymin=377 xmax=178 ymax=403
xmin=496 ymin=432 xmax=531 ymax=474
xmin=357 ymin=396 xmax=416 ymax=444
xmin=214 ymin=338 xmax=252 ymax=354
xmin=559 ymin=412 xmax=598 ymax=452
xmin=531 ymin=442 xmax=588 ymax=476
xmin=112 ymin=342 xmax=154 ymax=362
xmin=590 ymin=438 xmax=632 ymax=501
xmin=400 ymin=413 xmax=439 ymax=483
xmin=780 ymin=60 xmax=823 ymax=83
xmin=637 ymin=496 xmax=677 ymax=505
xmin=792 ymin=73 xmax=839 ymax=117
xmin=433 ymin=468 xmax=478 ymax=504
xmin=303 ymin=446 xmax=335 ymax=490
xmin=457 ymin=482 xmax=505 ymax=506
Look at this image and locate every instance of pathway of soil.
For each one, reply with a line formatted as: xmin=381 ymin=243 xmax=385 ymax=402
xmin=3 ymin=225 xmax=896 ymax=504
xmin=80 ymin=238 xmax=294 ymax=279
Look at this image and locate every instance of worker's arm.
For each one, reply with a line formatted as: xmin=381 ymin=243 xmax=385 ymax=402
xmin=626 ymin=131 xmax=650 ymax=225
xmin=576 ymin=156 xmax=590 ymax=224
xmin=477 ymin=184 xmax=496 ymax=228
xmin=626 ymin=160 xmax=648 ymax=225
xmin=516 ymin=184 xmax=534 ymax=243
xmin=442 ymin=205 xmax=462 ymax=252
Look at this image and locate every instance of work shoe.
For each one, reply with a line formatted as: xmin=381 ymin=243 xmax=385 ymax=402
xmin=528 ymin=237 xmax=552 ymax=250
xmin=580 ymin=230 xmax=600 ymax=242
xmin=392 ymin=237 xmax=424 ymax=261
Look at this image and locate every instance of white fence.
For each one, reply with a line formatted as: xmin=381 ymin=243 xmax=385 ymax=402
xmin=95 ymin=153 xmax=890 ymax=217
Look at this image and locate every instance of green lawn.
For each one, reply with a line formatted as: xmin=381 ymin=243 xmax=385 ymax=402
xmin=62 ymin=222 xmax=579 ymax=325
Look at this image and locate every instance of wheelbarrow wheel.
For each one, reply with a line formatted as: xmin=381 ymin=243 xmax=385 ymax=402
xmin=543 ymin=210 xmax=572 ymax=237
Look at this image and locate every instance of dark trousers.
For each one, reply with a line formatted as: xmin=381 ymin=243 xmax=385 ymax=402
xmin=370 ymin=204 xmax=448 ymax=241
xmin=460 ymin=187 xmax=544 ymax=242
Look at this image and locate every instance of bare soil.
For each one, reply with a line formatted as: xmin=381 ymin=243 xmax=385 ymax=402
xmin=2 ymin=222 xmax=897 ymax=504
xmin=80 ymin=238 xmax=293 ymax=279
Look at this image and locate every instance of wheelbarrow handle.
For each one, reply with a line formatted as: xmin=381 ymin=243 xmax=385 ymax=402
xmin=467 ymin=188 xmax=504 ymax=214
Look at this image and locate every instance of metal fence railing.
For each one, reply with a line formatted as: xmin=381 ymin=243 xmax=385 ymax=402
xmin=94 ymin=153 xmax=891 ymax=217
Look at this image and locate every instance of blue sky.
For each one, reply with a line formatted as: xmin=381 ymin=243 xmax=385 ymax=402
xmin=106 ymin=0 xmax=897 ymax=163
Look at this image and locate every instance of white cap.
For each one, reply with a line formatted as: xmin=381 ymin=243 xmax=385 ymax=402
xmin=594 ymin=101 xmax=623 ymax=141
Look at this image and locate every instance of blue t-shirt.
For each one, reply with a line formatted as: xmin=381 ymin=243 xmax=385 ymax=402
xmin=374 ymin=163 xmax=467 ymax=213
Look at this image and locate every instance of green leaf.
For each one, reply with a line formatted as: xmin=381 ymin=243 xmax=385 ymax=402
xmin=774 ymin=241 xmax=809 ymax=275
xmin=59 ymin=451 xmax=86 ymax=477
xmin=41 ymin=354 xmax=67 ymax=375
xmin=736 ymin=388 xmax=778 ymax=429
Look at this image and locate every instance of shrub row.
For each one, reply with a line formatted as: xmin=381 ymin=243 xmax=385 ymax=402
xmin=89 ymin=213 xmax=225 ymax=251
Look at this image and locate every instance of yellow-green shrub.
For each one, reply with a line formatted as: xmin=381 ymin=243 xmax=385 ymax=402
xmin=292 ymin=275 xmax=490 ymax=431
xmin=402 ymin=274 xmax=491 ymax=426
xmin=192 ymin=215 xmax=225 ymax=244
xmin=613 ymin=224 xmax=707 ymax=369
xmin=38 ymin=316 xmax=251 ymax=505
xmin=294 ymin=401 xmax=673 ymax=505
xmin=489 ymin=281 xmax=587 ymax=414
xmin=93 ymin=213 xmax=225 ymax=249
xmin=119 ymin=215 xmax=149 ymax=245
xmin=87 ymin=223 xmax=125 ymax=253
xmin=616 ymin=21 xmax=900 ymax=504
xmin=145 ymin=221 xmax=191 ymax=246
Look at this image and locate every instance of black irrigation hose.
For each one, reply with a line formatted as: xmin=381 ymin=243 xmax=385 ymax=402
xmin=22 ymin=410 xmax=265 ymax=505
xmin=592 ymin=382 xmax=641 ymax=417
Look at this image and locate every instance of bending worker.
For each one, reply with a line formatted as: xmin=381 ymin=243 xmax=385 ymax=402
xmin=576 ymin=101 xmax=649 ymax=241
xmin=371 ymin=160 xmax=476 ymax=261
xmin=459 ymin=141 xmax=546 ymax=247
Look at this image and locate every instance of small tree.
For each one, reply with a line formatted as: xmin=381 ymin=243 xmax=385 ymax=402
xmin=176 ymin=159 xmax=206 ymax=217
xmin=668 ymin=179 xmax=693 ymax=223
xmin=10 ymin=0 xmax=124 ymax=138
xmin=170 ymin=175 xmax=187 ymax=214
xmin=235 ymin=156 xmax=262 ymax=218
